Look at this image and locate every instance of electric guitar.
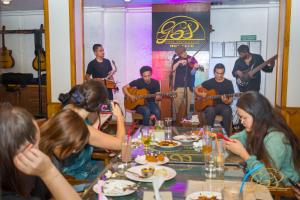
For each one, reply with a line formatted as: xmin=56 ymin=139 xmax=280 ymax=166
xmin=0 ymin=26 xmax=15 ymax=68
xmin=124 ymin=87 xmax=176 ymax=110
xmin=236 ymin=54 xmax=277 ymax=87
xmin=194 ymin=87 xmax=242 ymax=111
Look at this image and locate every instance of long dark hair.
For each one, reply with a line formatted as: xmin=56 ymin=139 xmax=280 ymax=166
xmin=0 ymin=103 xmax=37 ymax=197
xmin=58 ymin=80 xmax=108 ymax=112
xmin=237 ymin=91 xmax=300 ymax=169
xmin=40 ymin=109 xmax=90 ymax=160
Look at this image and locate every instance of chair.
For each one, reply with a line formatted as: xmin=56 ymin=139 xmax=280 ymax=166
xmin=268 ymin=186 xmax=295 ymax=200
xmin=125 ymin=109 xmax=144 ymax=124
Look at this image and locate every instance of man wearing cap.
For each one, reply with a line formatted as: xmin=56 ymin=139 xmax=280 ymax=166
xmin=171 ymin=45 xmax=201 ymax=118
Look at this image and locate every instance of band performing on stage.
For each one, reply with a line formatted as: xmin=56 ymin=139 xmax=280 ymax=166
xmin=83 ymin=43 xmax=277 ymax=135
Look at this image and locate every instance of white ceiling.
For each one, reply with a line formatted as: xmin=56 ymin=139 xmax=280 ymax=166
xmin=0 ymin=0 xmax=279 ymax=11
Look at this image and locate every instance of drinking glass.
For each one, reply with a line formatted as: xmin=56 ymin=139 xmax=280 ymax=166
xmin=222 ymin=185 xmax=242 ymax=200
xmin=121 ymin=136 xmax=132 ymax=163
xmin=202 ymin=132 xmax=212 ymax=155
xmin=164 ymin=117 xmax=172 ymax=127
xmin=164 ymin=117 xmax=173 ymax=141
xmin=141 ymin=127 xmax=152 ymax=154
xmin=155 ymin=120 xmax=164 ymax=130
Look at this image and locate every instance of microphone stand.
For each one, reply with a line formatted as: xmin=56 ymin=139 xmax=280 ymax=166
xmin=34 ymin=26 xmax=45 ymax=119
xmin=169 ymin=56 xmax=175 ymax=121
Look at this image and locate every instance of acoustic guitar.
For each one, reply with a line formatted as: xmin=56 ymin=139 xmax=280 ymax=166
xmin=236 ymin=54 xmax=277 ymax=87
xmin=0 ymin=26 xmax=15 ymax=68
xmin=124 ymin=87 xmax=176 ymax=110
xmin=32 ymin=48 xmax=46 ymax=71
xmin=194 ymin=87 xmax=242 ymax=111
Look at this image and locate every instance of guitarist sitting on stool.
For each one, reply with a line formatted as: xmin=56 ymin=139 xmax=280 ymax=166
xmin=195 ymin=64 xmax=234 ymax=135
xmin=232 ymin=44 xmax=275 ymax=92
xmin=123 ymin=66 xmax=161 ymax=125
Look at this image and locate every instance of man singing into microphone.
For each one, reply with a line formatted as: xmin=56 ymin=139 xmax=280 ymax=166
xmin=171 ymin=45 xmax=200 ymax=118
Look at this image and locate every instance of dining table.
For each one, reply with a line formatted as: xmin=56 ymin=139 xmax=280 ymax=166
xmin=82 ymin=126 xmax=273 ymax=200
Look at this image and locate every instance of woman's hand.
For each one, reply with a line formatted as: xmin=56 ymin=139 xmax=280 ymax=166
xmin=13 ymin=147 xmax=56 ymax=180
xmin=225 ymin=139 xmax=250 ymax=161
xmin=293 ymin=183 xmax=300 ymax=200
xmin=111 ymin=101 xmax=124 ymax=119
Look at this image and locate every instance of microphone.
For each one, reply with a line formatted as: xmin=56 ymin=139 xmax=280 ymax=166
xmin=172 ymin=54 xmax=177 ymax=60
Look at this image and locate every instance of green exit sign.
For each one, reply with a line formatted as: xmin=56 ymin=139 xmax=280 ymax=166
xmin=241 ymin=35 xmax=257 ymax=41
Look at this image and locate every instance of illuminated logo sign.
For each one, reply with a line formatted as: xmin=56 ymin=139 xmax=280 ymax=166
xmin=152 ymin=12 xmax=210 ymax=51
xmin=156 ymin=16 xmax=205 ymax=44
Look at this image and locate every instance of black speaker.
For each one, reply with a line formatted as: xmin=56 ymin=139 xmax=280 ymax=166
xmin=34 ymin=30 xmax=43 ymax=53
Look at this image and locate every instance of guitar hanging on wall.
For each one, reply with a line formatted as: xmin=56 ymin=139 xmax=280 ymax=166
xmin=32 ymin=48 xmax=46 ymax=71
xmin=0 ymin=26 xmax=15 ymax=68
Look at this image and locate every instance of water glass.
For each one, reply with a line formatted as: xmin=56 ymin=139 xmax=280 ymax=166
xmin=121 ymin=136 xmax=132 ymax=163
xmin=222 ymin=185 xmax=242 ymax=200
xmin=164 ymin=117 xmax=172 ymax=127
xmin=164 ymin=127 xmax=172 ymax=141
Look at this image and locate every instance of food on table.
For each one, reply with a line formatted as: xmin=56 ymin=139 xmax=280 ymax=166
xmin=157 ymin=140 xmax=178 ymax=147
xmin=145 ymin=152 xmax=165 ymax=162
xmin=197 ymin=195 xmax=218 ymax=200
xmin=141 ymin=166 xmax=155 ymax=178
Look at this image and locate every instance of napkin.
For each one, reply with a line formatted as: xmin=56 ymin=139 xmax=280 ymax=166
xmin=152 ymin=175 xmax=165 ymax=200
xmin=143 ymin=191 xmax=172 ymax=200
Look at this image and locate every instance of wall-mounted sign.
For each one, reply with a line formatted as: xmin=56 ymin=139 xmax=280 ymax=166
xmin=152 ymin=12 xmax=210 ymax=51
xmin=240 ymin=35 xmax=257 ymax=41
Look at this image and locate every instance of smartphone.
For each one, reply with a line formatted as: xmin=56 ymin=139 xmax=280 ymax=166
xmin=288 ymin=178 xmax=300 ymax=189
xmin=99 ymin=101 xmax=112 ymax=113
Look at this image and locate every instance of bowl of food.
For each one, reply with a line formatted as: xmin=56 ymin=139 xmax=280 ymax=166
xmin=141 ymin=166 xmax=155 ymax=178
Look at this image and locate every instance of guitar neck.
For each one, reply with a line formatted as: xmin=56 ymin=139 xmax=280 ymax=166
xmin=206 ymin=93 xmax=242 ymax=100
xmin=137 ymin=92 xmax=170 ymax=99
xmin=249 ymin=55 xmax=277 ymax=76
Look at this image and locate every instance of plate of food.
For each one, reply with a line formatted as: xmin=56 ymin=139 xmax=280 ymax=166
xmin=135 ymin=153 xmax=169 ymax=165
xmin=155 ymin=140 xmax=182 ymax=148
xmin=185 ymin=191 xmax=222 ymax=200
xmin=125 ymin=165 xmax=176 ymax=182
xmin=173 ymin=134 xmax=200 ymax=143
xmin=93 ymin=179 xmax=137 ymax=197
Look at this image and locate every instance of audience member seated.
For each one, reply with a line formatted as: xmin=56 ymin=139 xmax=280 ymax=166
xmin=57 ymin=80 xmax=125 ymax=179
xmin=40 ymin=109 xmax=98 ymax=181
xmin=0 ymin=103 xmax=80 ymax=200
xmin=225 ymin=91 xmax=300 ymax=186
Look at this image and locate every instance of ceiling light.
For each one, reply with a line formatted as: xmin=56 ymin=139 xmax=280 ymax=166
xmin=1 ymin=0 xmax=12 ymax=5
xmin=124 ymin=0 xmax=131 ymax=2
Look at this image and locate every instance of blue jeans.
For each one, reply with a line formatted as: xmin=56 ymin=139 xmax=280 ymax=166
xmin=136 ymin=102 xmax=161 ymax=125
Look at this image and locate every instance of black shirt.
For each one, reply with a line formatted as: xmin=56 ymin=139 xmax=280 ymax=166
xmin=129 ymin=78 xmax=160 ymax=102
xmin=202 ymin=78 xmax=234 ymax=105
xmin=173 ymin=56 xmax=195 ymax=91
xmin=232 ymin=53 xmax=273 ymax=92
xmin=86 ymin=58 xmax=114 ymax=100
xmin=86 ymin=58 xmax=112 ymax=79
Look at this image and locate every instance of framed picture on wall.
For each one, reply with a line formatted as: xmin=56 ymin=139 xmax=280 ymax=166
xmin=212 ymin=42 xmax=223 ymax=58
xmin=236 ymin=41 xmax=250 ymax=56
xmin=224 ymin=42 xmax=236 ymax=57
xmin=249 ymin=41 xmax=262 ymax=54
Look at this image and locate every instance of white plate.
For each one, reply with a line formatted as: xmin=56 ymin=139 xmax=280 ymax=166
xmin=155 ymin=140 xmax=182 ymax=149
xmin=135 ymin=155 xmax=169 ymax=165
xmin=173 ymin=135 xmax=200 ymax=143
xmin=186 ymin=191 xmax=222 ymax=200
xmin=125 ymin=165 xmax=177 ymax=182
xmin=93 ymin=179 xmax=136 ymax=197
